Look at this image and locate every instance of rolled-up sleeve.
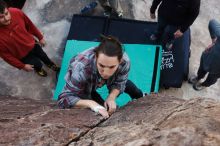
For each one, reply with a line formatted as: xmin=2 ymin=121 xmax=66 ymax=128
xmin=58 ymin=63 xmax=87 ymax=108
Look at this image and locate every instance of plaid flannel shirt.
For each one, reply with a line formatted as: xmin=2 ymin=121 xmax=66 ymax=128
xmin=58 ymin=47 xmax=130 ymax=108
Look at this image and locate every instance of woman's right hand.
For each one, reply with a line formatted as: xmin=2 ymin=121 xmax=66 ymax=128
xmin=98 ymin=108 xmax=109 ymax=119
xmin=89 ymin=101 xmax=109 ymax=119
xmin=76 ymin=100 xmax=109 ymax=119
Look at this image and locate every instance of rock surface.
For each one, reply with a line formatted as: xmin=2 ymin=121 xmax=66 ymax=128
xmin=0 ymin=96 xmax=103 ymax=146
xmin=72 ymin=95 xmax=220 ymax=146
xmin=1 ymin=1 xmax=220 ymax=145
xmin=1 ymin=95 xmax=220 ymax=145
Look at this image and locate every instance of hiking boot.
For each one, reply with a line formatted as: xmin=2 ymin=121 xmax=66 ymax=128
xmin=110 ymin=11 xmax=123 ymax=18
xmin=193 ymin=82 xmax=206 ymax=91
xmin=104 ymin=11 xmax=111 ymax=17
xmin=103 ymin=5 xmax=112 ymax=17
xmin=36 ymin=68 xmax=47 ymax=77
xmin=188 ymin=75 xmax=199 ymax=84
xmin=47 ymin=64 xmax=60 ymax=72
xmin=150 ymin=34 xmax=158 ymax=41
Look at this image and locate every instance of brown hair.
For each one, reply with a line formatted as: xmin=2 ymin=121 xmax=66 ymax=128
xmin=94 ymin=35 xmax=124 ymax=61
xmin=0 ymin=0 xmax=7 ymax=14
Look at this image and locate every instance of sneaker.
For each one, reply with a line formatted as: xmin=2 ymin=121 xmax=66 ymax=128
xmin=110 ymin=11 xmax=122 ymax=18
xmin=104 ymin=11 xmax=111 ymax=17
xmin=47 ymin=64 xmax=60 ymax=72
xmin=143 ymin=92 xmax=148 ymax=97
xmin=150 ymin=34 xmax=158 ymax=41
xmin=117 ymin=11 xmax=123 ymax=18
xmin=166 ymin=42 xmax=173 ymax=49
xmin=188 ymin=75 xmax=199 ymax=84
xmin=103 ymin=5 xmax=112 ymax=17
xmin=36 ymin=68 xmax=47 ymax=77
xmin=193 ymin=83 xmax=206 ymax=91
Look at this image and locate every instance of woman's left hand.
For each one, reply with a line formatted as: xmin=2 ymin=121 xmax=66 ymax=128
xmin=104 ymin=98 xmax=117 ymax=115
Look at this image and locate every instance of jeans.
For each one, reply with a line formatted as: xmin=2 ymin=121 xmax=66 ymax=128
xmin=91 ymin=80 xmax=143 ymax=105
xmin=209 ymin=19 xmax=220 ymax=39
xmin=98 ymin=0 xmax=123 ymax=14
xmin=21 ymin=44 xmax=54 ymax=71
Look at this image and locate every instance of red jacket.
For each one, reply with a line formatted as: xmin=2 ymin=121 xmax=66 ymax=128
xmin=0 ymin=8 xmax=43 ymax=69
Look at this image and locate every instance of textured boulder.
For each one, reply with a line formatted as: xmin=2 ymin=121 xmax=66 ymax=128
xmin=0 ymin=96 xmax=103 ymax=146
xmin=72 ymin=95 xmax=220 ymax=146
xmin=1 ymin=95 xmax=220 ymax=145
xmin=1 ymin=0 xmax=220 ymax=145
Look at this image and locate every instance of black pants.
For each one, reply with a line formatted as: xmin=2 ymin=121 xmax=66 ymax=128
xmin=91 ymin=80 xmax=143 ymax=105
xmin=21 ymin=44 xmax=54 ymax=71
xmin=155 ymin=16 xmax=179 ymax=44
xmin=4 ymin=0 xmax=26 ymax=9
xmin=197 ymin=56 xmax=219 ymax=87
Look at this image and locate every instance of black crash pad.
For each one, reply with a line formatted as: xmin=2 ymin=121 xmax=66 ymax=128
xmin=66 ymin=14 xmax=190 ymax=88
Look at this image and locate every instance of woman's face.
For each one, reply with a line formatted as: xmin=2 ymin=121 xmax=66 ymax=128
xmin=96 ymin=53 xmax=120 ymax=79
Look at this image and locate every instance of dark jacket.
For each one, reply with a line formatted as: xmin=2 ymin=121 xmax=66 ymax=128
xmin=0 ymin=8 xmax=43 ymax=69
xmin=150 ymin=0 xmax=200 ymax=33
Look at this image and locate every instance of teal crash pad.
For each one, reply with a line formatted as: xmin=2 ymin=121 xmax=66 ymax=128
xmin=54 ymin=40 xmax=162 ymax=107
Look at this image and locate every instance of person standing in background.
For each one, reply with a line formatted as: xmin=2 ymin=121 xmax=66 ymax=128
xmin=188 ymin=19 xmax=220 ymax=91
xmin=149 ymin=0 xmax=200 ymax=49
xmin=0 ymin=0 xmax=59 ymax=77
xmin=58 ymin=35 xmax=143 ymax=118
